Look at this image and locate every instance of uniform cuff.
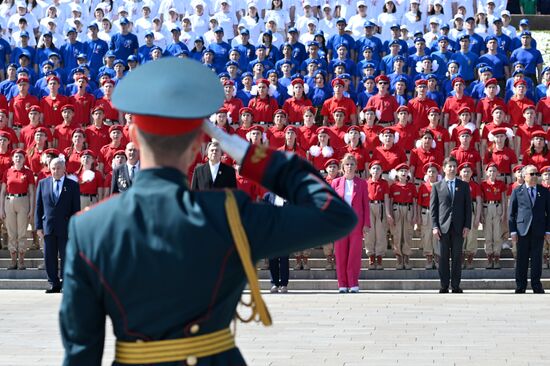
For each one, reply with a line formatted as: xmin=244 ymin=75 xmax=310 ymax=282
xmin=241 ymin=145 xmax=275 ymax=184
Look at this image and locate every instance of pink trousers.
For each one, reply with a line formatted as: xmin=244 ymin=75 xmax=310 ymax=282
xmin=335 ymin=231 xmax=363 ymax=288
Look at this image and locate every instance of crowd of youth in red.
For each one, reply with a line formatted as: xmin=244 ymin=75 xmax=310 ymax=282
xmin=0 ymin=0 xmax=548 ymax=292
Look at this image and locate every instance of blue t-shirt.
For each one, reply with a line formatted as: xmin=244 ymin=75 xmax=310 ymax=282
xmin=86 ymin=39 xmax=108 ymax=73
xmin=59 ymin=41 xmax=88 ymax=75
xmin=477 ymin=53 xmax=509 ymax=79
xmin=450 ymin=51 xmax=479 ymax=81
xmin=165 ymin=41 xmax=190 ymax=57
xmin=208 ymin=41 xmax=231 ymax=71
xmin=109 ymin=32 xmax=139 ymax=61
xmin=287 ymin=41 xmax=307 ymax=64
xmin=11 ymin=46 xmax=36 ymax=66
xmin=510 ymin=47 xmax=543 ymax=76
xmin=326 ymin=33 xmax=356 ymax=54
xmin=355 ymin=35 xmax=383 ymax=61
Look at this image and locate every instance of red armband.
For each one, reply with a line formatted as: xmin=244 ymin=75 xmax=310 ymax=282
xmin=240 ymin=145 xmax=275 ymax=184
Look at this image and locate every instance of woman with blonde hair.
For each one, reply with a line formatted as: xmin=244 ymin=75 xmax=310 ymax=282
xmin=331 ymin=154 xmax=371 ymax=293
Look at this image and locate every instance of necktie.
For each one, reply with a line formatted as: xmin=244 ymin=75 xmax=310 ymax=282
xmin=448 ymin=180 xmax=454 ymax=200
xmin=130 ymin=165 xmax=135 ymax=181
xmin=530 ymin=187 xmax=535 ymax=203
xmin=55 ymin=180 xmax=61 ymax=200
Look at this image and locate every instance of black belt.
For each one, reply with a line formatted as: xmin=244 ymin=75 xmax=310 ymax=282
xmin=80 ymin=194 xmax=97 ymax=198
xmin=6 ymin=193 xmax=27 ymax=197
xmin=12 ymin=125 xmax=22 ymax=129
xmin=370 ymin=200 xmax=383 ymax=204
xmin=485 ymin=200 xmax=500 ymax=204
xmin=379 ymin=120 xmax=393 ymax=126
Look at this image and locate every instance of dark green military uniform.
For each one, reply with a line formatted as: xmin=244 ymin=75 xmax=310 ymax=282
xmin=59 ymin=58 xmax=357 ymax=365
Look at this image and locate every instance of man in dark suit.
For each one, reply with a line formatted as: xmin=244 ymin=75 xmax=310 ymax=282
xmin=35 ymin=158 xmax=81 ymax=293
xmin=430 ymin=156 xmax=472 ymax=293
xmin=111 ymin=142 xmax=140 ymax=194
xmin=191 ymin=140 xmax=237 ymax=190
xmin=508 ymin=164 xmax=550 ymax=294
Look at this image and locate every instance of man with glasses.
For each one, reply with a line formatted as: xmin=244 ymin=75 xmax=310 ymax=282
xmin=365 ymin=75 xmax=399 ymax=126
xmin=508 ymin=165 xmax=550 ymax=294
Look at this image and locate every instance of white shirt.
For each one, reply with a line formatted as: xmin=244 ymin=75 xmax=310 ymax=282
xmin=127 ymin=161 xmax=140 ymax=180
xmin=344 ymin=178 xmax=354 ymax=205
xmin=209 ymin=161 xmax=220 ymax=183
xmin=52 ymin=175 xmax=66 ymax=199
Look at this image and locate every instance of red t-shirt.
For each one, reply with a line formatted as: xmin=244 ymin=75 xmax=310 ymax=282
xmin=450 ymin=146 xmax=481 ymax=171
xmin=64 ymin=147 xmax=86 ymax=174
xmin=516 ymin=123 xmax=544 ymax=153
xmin=390 ymin=181 xmax=417 ymax=204
xmin=85 ymin=124 xmax=111 ymax=155
xmin=69 ymin=93 xmax=96 ymax=126
xmin=409 ymin=147 xmax=444 ymax=179
xmin=78 ymin=169 xmax=104 ymax=195
xmin=442 ymin=95 xmax=475 ymax=126
xmin=468 ymin=180 xmax=482 ymax=201
xmin=0 ymin=126 xmax=19 ymax=147
xmin=282 ymin=97 xmax=312 ymax=123
xmin=248 ymin=96 xmax=279 ymax=124
xmin=450 ymin=124 xmax=480 ymax=146
xmin=392 ymin=122 xmax=417 ymax=151
xmin=94 ymin=98 xmax=120 ymax=121
xmin=481 ymin=180 xmax=507 ymax=201
xmin=0 ymin=152 xmax=12 ymax=179
xmin=521 ymin=149 xmax=550 ymax=172
xmin=371 ymin=144 xmax=407 ymax=172
xmin=475 ymin=97 xmax=507 ymax=124
xmin=100 ymin=143 xmax=123 ymax=174
xmin=223 ymin=97 xmax=244 ymax=125
xmin=483 ymin=147 xmax=518 ymax=174
xmin=2 ymin=166 xmax=34 ymax=194
xmin=27 ymin=145 xmax=46 ymax=175
xmin=407 ymin=97 xmax=438 ymax=130
xmin=321 ymin=96 xmax=357 ymax=124
xmin=277 ymin=144 xmax=307 ymax=159
xmin=365 ymin=94 xmax=399 ymax=123
xmin=267 ymin=126 xmax=285 ymax=148
xmin=299 ymin=125 xmax=318 ymax=149
xmin=40 ymin=94 xmax=69 ymax=127
xmin=507 ymin=96 xmax=535 ymax=126
xmin=367 ymin=178 xmax=389 ymax=201
xmin=8 ymin=94 xmax=39 ymax=126
xmin=308 ymin=145 xmax=341 ymax=171
xmin=417 ymin=182 xmax=432 ymax=208
xmin=19 ymin=124 xmax=53 ymax=148
xmin=507 ymin=181 xmax=521 ymax=196
xmin=53 ymin=123 xmax=76 ymax=153
xmin=362 ymin=124 xmax=383 ymax=153
xmin=339 ymin=144 xmax=369 ymax=171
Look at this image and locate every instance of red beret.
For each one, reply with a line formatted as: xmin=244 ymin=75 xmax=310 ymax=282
xmin=47 ymin=75 xmax=60 ymax=84
xmin=423 ymin=162 xmax=441 ymax=174
xmin=239 ymin=107 xmax=253 ymax=115
xmin=109 ymin=125 xmax=123 ymax=133
xmin=458 ymin=162 xmax=474 ymax=171
xmin=317 ymin=126 xmax=330 ymax=135
xmin=76 ymin=75 xmax=89 ymax=82
xmin=331 ymin=78 xmax=345 ymax=87
xmin=514 ymin=79 xmax=527 ymax=87
xmin=72 ymin=128 xmax=85 ymax=136
xmin=457 ymin=127 xmax=472 ymax=136
xmin=452 ymin=77 xmax=465 ymax=86
xmin=513 ymin=164 xmax=524 ymax=173
xmin=291 ymin=78 xmax=304 ymax=86
xmin=303 ymin=106 xmax=316 ymax=114
xmin=457 ymin=106 xmax=471 ymax=115
xmin=91 ymin=105 xmax=104 ymax=113
xmin=347 ymin=125 xmax=361 ymax=133
xmin=428 ymin=106 xmax=440 ymax=114
xmin=362 ymin=106 xmax=376 ymax=113
xmin=415 ymin=79 xmax=428 ymax=86
xmin=396 ymin=105 xmax=409 ymax=113
xmin=380 ymin=127 xmax=395 ymax=135
xmin=491 ymin=104 xmax=506 ymax=113
xmin=324 ymin=158 xmax=339 ymax=169
xmin=369 ymin=160 xmax=382 ymax=169
xmin=248 ymin=125 xmax=264 ymax=133
xmin=113 ymin=150 xmax=127 ymax=158
xmin=217 ymin=107 xmax=229 ymax=114
xmin=333 ymin=107 xmax=346 ymax=114
xmin=274 ymin=109 xmax=287 ymax=116
xmin=256 ymin=78 xmax=269 ymax=86
xmin=11 ymin=148 xmax=25 ymax=156
xmin=485 ymin=78 xmax=498 ymax=86
xmin=101 ymin=79 xmax=115 ymax=86
xmin=522 ymin=104 xmax=535 ymax=113
xmin=16 ymin=77 xmax=29 ymax=84
xmin=43 ymin=148 xmax=60 ymax=156
xmin=375 ymin=75 xmax=390 ymax=84
xmin=541 ymin=166 xmax=550 ymax=173
xmin=531 ymin=131 xmax=546 ymax=139
xmin=34 ymin=126 xmax=49 ymax=135
xmin=82 ymin=149 xmax=96 ymax=158
xmin=395 ymin=163 xmax=409 ymax=171
xmin=28 ymin=105 xmax=41 ymax=113
xmin=491 ymin=127 xmax=508 ymax=136
xmin=223 ymin=80 xmax=234 ymax=86
xmin=0 ymin=108 xmax=8 ymax=116
xmin=61 ymin=104 xmax=75 ymax=112
xmin=485 ymin=162 xmax=498 ymax=170
xmin=0 ymin=131 xmax=11 ymax=139
xmin=284 ymin=125 xmax=299 ymax=134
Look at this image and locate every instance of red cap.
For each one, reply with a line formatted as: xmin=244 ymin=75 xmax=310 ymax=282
xmin=324 ymin=158 xmax=339 ymax=169
xmin=380 ymin=127 xmax=395 ymax=135
xmin=76 ymin=75 xmax=89 ymax=82
xmin=457 ymin=127 xmax=472 ymax=136
xmin=423 ymin=162 xmax=441 ymax=174
xmin=43 ymin=148 xmax=60 ymax=156
xmin=522 ymin=104 xmax=535 ymax=113
xmin=222 ymin=80 xmax=234 ymax=86
xmin=452 ymin=77 xmax=465 ymax=86
xmin=303 ymin=106 xmax=316 ymax=114
xmin=514 ymin=79 xmax=527 ymax=87
xmin=347 ymin=125 xmax=361 ymax=133
xmin=82 ymin=149 xmax=96 ymax=158
xmin=11 ymin=148 xmax=25 ymax=156
xmin=256 ymin=78 xmax=269 ymax=86
xmin=72 ymin=128 xmax=85 ymax=136
xmin=395 ymin=163 xmax=409 ymax=171
xmin=109 ymin=125 xmax=123 ymax=133
xmin=47 ymin=75 xmax=60 ymax=84
xmin=375 ymin=75 xmax=390 ymax=84
xmin=28 ymin=105 xmax=41 ymax=113
xmin=396 ymin=105 xmax=409 ymax=113
xmin=113 ymin=150 xmax=127 ymax=158
xmin=415 ymin=79 xmax=428 ymax=86
xmin=61 ymin=104 xmax=75 ymax=112
xmin=457 ymin=106 xmax=471 ymax=115
xmin=513 ymin=164 xmax=524 ymax=173
xmin=0 ymin=131 xmax=11 ymax=139
xmin=101 ymin=79 xmax=115 ymax=86
xmin=485 ymin=162 xmax=498 ymax=170
xmin=239 ymin=107 xmax=253 ymax=115
xmin=0 ymin=108 xmax=8 ymax=116
xmin=91 ymin=105 xmax=104 ymax=113
xmin=16 ymin=77 xmax=29 ymax=84
xmin=531 ymin=131 xmax=546 ymax=139
xmin=34 ymin=126 xmax=49 ymax=135
xmin=274 ymin=109 xmax=287 ymax=116
xmin=541 ymin=166 xmax=550 ymax=173
xmin=428 ymin=106 xmax=440 ymax=114
xmin=217 ymin=107 xmax=229 ymax=114
xmin=331 ymin=78 xmax=345 ymax=87
xmin=333 ymin=107 xmax=346 ymax=115
xmin=369 ymin=160 xmax=382 ymax=169
xmin=491 ymin=104 xmax=506 ymax=113
xmin=291 ymin=78 xmax=304 ymax=86
xmin=458 ymin=162 xmax=473 ymax=171
xmin=317 ymin=126 xmax=330 ymax=135
xmin=491 ymin=127 xmax=508 ymax=136
xmin=485 ymin=78 xmax=498 ymax=86
xmin=283 ymin=125 xmax=299 ymax=134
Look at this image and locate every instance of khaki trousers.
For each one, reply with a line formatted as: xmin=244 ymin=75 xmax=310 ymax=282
xmin=80 ymin=195 xmax=98 ymax=210
xmin=391 ymin=204 xmax=413 ymax=256
xmin=5 ymin=196 xmax=30 ymax=253
xmin=322 ymin=243 xmax=334 ymax=256
xmin=420 ymin=208 xmax=439 ymax=256
xmin=293 ymin=249 xmax=311 ymax=257
xmin=483 ymin=202 xmax=503 ymax=256
xmin=364 ymin=202 xmax=387 ymax=256
xmin=463 ymin=204 xmax=479 ymax=255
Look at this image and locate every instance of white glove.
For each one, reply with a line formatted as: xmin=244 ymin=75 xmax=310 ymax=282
xmin=202 ymin=121 xmax=249 ymax=165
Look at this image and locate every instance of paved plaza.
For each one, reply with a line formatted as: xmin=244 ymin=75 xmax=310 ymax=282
xmin=0 ymin=290 xmax=549 ymax=365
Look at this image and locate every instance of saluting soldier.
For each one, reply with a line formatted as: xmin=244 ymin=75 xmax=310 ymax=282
xmin=59 ymin=58 xmax=357 ymax=366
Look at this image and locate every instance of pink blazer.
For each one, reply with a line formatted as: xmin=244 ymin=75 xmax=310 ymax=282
xmin=331 ymin=176 xmax=371 ymax=230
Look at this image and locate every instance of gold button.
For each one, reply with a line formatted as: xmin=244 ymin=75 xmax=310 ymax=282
xmin=190 ymin=324 xmax=200 ymax=334
xmin=187 ymin=356 xmax=198 ymax=365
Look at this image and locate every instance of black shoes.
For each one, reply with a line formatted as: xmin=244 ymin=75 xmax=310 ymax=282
xmin=452 ymin=288 xmax=463 ymax=293
xmin=515 ymin=289 xmax=526 ymax=294
xmin=439 ymin=288 xmax=449 ymax=293
xmin=533 ymin=288 xmax=545 ymax=294
xmin=45 ymin=286 xmax=62 ymax=294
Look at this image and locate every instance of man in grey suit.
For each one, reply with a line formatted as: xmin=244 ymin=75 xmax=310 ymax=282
xmin=508 ymin=165 xmax=550 ymax=294
xmin=111 ymin=142 xmax=140 ymax=194
xmin=430 ymin=157 xmax=472 ymax=293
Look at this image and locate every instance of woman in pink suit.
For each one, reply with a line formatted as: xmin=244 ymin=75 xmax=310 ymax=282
xmin=331 ymin=154 xmax=371 ymax=293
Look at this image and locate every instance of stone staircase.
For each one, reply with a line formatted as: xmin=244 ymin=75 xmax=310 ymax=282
xmin=1 ymin=229 xmax=549 ymax=291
